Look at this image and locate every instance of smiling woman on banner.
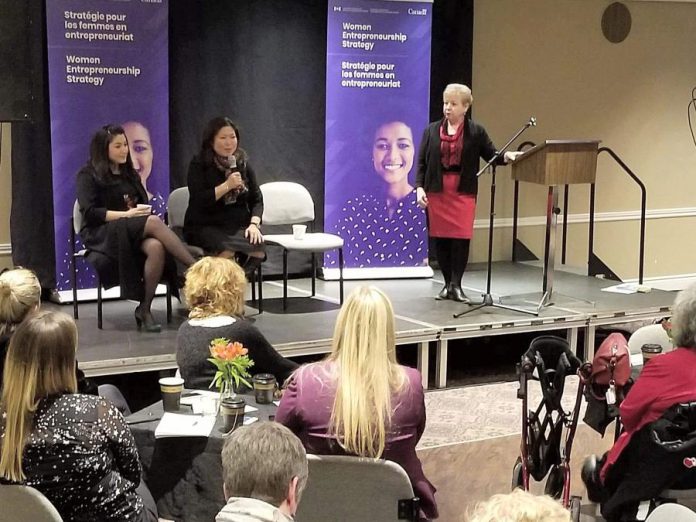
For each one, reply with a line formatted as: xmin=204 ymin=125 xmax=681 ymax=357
xmin=183 ymin=117 xmax=265 ymax=279
xmin=122 ymin=120 xmax=167 ymax=219
xmin=76 ymin=124 xmax=196 ymax=332
xmin=416 ymin=84 xmax=522 ymax=302
xmin=328 ymin=115 xmax=427 ymax=268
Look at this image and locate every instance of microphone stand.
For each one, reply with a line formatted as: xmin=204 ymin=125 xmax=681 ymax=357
xmin=454 ymin=118 xmax=537 ymax=318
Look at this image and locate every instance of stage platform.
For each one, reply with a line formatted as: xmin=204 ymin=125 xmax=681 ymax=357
xmin=62 ymin=261 xmax=675 ymax=389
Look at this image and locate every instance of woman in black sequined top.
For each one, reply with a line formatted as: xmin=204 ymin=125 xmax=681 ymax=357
xmin=0 ymin=311 xmax=156 ymax=522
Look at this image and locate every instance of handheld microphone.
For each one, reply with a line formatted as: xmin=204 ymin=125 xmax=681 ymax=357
xmin=228 ymin=155 xmax=237 ymax=171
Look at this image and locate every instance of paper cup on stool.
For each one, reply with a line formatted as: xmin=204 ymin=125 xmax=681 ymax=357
xmin=159 ymin=377 xmax=184 ymax=412
xmin=292 ymin=224 xmax=307 ymax=240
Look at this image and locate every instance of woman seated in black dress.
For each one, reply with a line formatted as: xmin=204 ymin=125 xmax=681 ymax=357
xmin=77 ymin=124 xmax=196 ymax=332
xmin=176 ymin=256 xmax=297 ymax=390
xmin=183 ymin=117 xmax=265 ymax=279
xmin=0 ymin=310 xmax=157 ymax=522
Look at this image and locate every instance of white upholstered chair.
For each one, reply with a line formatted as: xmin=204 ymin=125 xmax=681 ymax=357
xmin=259 ymin=182 xmax=344 ymax=311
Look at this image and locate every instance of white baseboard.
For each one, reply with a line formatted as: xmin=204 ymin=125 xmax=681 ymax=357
xmin=320 ymin=266 xmax=434 ymax=280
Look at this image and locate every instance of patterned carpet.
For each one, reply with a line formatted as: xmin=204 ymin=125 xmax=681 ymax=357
xmin=420 ymin=376 xmax=584 ymax=449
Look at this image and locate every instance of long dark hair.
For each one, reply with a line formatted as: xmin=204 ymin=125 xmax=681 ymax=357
xmin=199 ymin=116 xmax=248 ymax=167
xmin=88 ymin=124 xmax=139 ymax=183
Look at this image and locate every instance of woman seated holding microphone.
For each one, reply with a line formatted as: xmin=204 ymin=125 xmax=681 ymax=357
xmin=184 ymin=117 xmax=265 ymax=279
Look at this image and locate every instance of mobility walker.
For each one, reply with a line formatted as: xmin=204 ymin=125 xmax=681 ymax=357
xmin=512 ymin=335 xmax=592 ymax=520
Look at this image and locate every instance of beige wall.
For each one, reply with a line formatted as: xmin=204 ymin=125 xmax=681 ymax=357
xmin=470 ymin=0 xmax=696 ymax=280
xmin=0 ymin=123 xmax=11 ymax=271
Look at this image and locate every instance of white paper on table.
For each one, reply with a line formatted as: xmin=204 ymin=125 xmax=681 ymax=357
xmin=601 ymin=282 xmax=650 ymax=294
xmin=273 ymin=400 xmax=281 ymax=406
xmin=155 ymin=413 xmax=216 ymax=438
xmin=243 ymin=416 xmax=258 ymax=426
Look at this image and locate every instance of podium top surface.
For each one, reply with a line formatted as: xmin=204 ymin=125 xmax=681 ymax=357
xmin=511 ymin=139 xmax=600 ymax=185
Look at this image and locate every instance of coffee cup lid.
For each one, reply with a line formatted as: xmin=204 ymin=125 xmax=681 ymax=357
xmin=641 ymin=343 xmax=663 ymax=354
xmin=159 ymin=376 xmax=184 ymax=386
xmin=253 ymin=373 xmax=276 ymax=383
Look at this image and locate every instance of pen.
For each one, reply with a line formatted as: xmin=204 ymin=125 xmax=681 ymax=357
xmin=126 ymin=417 xmax=162 ymax=425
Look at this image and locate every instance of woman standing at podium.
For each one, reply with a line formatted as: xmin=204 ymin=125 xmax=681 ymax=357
xmin=416 ymin=84 xmax=521 ymax=302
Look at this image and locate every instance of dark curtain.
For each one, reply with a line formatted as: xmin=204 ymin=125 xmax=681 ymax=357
xmin=430 ymin=0 xmax=474 ymax=122
xmin=10 ymin=0 xmax=474 ymax=286
xmin=10 ymin=0 xmax=56 ymax=288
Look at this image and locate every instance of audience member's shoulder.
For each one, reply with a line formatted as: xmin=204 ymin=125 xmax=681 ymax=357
xmin=401 ymin=365 xmax=424 ymax=389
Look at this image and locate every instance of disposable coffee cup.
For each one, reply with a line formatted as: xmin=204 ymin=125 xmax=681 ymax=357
xmin=221 ymin=396 xmax=246 ymax=432
xmin=137 ymin=204 xmax=152 ymax=212
xmin=641 ymin=343 xmax=663 ymax=364
xmin=159 ymin=377 xmax=184 ymax=412
xmin=253 ymin=373 xmax=276 ymax=405
xmin=292 ymin=224 xmax=307 ymax=240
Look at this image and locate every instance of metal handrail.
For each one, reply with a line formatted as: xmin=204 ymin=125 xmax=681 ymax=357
xmin=593 ymin=147 xmax=646 ymax=284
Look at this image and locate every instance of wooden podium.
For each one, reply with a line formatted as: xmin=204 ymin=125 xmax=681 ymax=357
xmin=510 ymin=140 xmax=600 ymax=311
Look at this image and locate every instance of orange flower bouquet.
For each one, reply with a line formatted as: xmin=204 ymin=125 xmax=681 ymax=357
xmin=208 ymin=338 xmax=254 ymax=398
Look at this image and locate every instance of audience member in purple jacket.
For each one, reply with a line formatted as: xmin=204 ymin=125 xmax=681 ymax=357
xmin=275 ymin=286 xmax=437 ymax=520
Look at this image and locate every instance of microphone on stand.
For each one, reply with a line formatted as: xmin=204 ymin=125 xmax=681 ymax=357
xmin=527 ymin=116 xmax=537 ymax=128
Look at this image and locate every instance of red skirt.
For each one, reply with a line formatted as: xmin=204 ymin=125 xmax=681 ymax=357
xmin=427 ymin=174 xmax=476 ymax=238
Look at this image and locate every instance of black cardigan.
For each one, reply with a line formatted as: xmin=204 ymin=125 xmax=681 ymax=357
xmin=416 ymin=118 xmax=505 ymax=196
xmin=184 ymin=155 xmax=263 ymax=230
xmin=76 ymin=165 xmax=148 ymax=248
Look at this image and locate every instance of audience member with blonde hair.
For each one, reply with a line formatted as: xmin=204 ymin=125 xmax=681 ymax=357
xmin=177 ymin=256 xmax=297 ymax=389
xmin=276 ymin=285 xmax=438 ymax=520
xmin=0 ymin=268 xmax=98 ymax=396
xmin=0 ymin=310 xmax=157 ymax=521
xmin=467 ymin=489 xmax=570 ymax=522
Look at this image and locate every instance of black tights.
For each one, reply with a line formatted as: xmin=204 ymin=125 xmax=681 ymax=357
xmin=139 ymin=216 xmax=196 ymax=313
xmin=434 ymin=238 xmax=470 ymax=288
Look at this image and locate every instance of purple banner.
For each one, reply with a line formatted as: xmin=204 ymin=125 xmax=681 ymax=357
xmin=324 ymin=0 xmax=432 ymax=277
xmin=46 ymin=0 xmax=169 ymax=294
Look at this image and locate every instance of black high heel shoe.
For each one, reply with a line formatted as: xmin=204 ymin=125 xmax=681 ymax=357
xmin=435 ymin=285 xmax=450 ymax=300
xmin=134 ymin=306 xmax=161 ymax=333
xmin=448 ymin=284 xmax=470 ymax=304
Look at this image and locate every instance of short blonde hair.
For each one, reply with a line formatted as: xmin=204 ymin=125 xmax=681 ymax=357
xmin=0 ymin=268 xmax=41 ymax=337
xmin=467 ymin=489 xmax=570 ymax=522
xmin=184 ymin=257 xmax=246 ymax=319
xmin=444 ymin=83 xmax=473 ymax=106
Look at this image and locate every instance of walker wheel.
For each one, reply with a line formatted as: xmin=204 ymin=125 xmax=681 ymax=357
xmin=569 ymin=495 xmax=582 ymax=521
xmin=544 ymin=465 xmax=564 ymax=499
xmin=512 ymin=457 xmax=524 ymax=490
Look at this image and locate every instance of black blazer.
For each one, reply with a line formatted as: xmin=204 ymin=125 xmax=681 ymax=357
xmin=416 ymin=118 xmax=505 ymax=196
xmin=76 ymin=165 xmax=148 ymax=248
xmin=184 ymin=155 xmax=263 ymax=230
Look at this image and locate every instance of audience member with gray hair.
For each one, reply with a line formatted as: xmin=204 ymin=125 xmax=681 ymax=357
xmin=582 ymin=282 xmax=696 ymax=520
xmin=216 ymin=421 xmax=308 ymax=522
